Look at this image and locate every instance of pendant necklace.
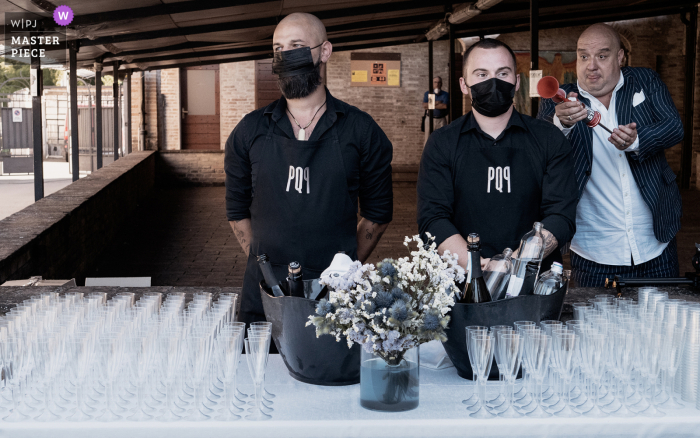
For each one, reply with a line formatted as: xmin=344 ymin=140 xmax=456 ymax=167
xmin=287 ymin=100 xmax=326 ymax=141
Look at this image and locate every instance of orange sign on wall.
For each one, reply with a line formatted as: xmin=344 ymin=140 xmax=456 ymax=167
xmin=350 ymin=52 xmax=401 ymax=87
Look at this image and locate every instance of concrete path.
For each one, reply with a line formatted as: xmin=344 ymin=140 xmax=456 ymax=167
xmin=85 ymin=186 xmax=700 ymax=288
xmin=0 ymin=161 xmax=78 ymax=221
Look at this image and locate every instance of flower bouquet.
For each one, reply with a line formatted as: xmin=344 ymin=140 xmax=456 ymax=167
xmin=307 ymin=234 xmax=464 ymax=411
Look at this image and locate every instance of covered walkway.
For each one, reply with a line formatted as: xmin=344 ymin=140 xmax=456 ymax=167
xmin=84 ymin=186 xmax=700 ymax=288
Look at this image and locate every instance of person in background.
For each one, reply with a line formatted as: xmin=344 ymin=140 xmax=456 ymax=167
xmin=417 ymin=39 xmax=578 ymax=277
xmin=225 ymin=13 xmax=393 ymax=326
xmin=537 ymin=23 xmax=684 ymax=287
xmin=423 ymin=76 xmax=450 ymax=144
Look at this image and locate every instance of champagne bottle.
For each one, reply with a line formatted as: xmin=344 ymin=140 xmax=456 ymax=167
xmin=459 ymin=234 xmax=492 ymax=304
xmin=287 ymin=261 xmax=304 ymax=298
xmin=257 ymin=254 xmax=286 ymax=297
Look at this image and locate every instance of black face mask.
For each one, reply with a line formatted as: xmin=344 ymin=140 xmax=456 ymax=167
xmin=468 ymin=78 xmax=516 ymax=117
xmin=272 ymin=43 xmax=323 ymax=78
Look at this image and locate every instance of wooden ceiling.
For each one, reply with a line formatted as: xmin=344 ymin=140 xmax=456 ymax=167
xmin=1 ymin=0 xmax=696 ymax=71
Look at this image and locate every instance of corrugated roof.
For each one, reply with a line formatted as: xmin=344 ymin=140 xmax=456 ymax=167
xmin=0 ymin=0 xmax=695 ymax=72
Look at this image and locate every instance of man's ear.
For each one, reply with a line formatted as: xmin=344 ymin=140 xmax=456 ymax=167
xmin=514 ymin=73 xmax=520 ymax=93
xmin=617 ymin=48 xmax=625 ymax=66
xmin=459 ymin=77 xmax=469 ymax=96
xmin=320 ymin=41 xmax=333 ymax=63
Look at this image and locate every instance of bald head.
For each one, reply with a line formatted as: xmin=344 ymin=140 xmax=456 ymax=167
xmin=274 ymin=13 xmax=327 ymax=49
xmin=576 ymin=23 xmax=625 ymax=98
xmin=578 ymin=24 xmax=622 ymax=53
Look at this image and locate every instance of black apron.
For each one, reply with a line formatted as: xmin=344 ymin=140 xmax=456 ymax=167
xmin=453 ymin=126 xmax=562 ymax=272
xmin=239 ymin=119 xmax=358 ymax=326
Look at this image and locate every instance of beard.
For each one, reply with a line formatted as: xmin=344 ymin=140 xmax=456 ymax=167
xmin=277 ymin=61 xmax=323 ymax=100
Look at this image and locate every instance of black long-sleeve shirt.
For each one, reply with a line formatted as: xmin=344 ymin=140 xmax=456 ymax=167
xmin=417 ymin=110 xmax=578 ymax=260
xmin=225 ymin=87 xmax=393 ymax=224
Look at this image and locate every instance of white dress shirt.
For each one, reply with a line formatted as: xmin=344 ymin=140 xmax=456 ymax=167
xmin=553 ymin=73 xmax=668 ymax=266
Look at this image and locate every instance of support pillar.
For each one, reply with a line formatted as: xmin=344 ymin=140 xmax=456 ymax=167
xmin=680 ymin=7 xmax=697 ymax=189
xmin=428 ymin=40 xmax=434 ymax=134
xmin=530 ymin=0 xmax=539 ymax=117
xmin=126 ymin=69 xmax=132 ymax=154
xmin=69 ymin=41 xmax=79 ymax=182
xmin=31 ymin=36 xmax=44 ymax=200
xmin=95 ymin=61 xmax=103 ymax=169
xmin=113 ymin=61 xmax=120 ymax=160
xmin=449 ymin=22 xmax=456 ymax=123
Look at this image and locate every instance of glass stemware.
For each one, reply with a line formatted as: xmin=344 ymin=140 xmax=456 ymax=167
xmin=497 ymin=333 xmax=523 ymax=418
xmin=468 ymin=332 xmax=496 ymax=418
xmin=245 ymin=335 xmax=272 ymax=421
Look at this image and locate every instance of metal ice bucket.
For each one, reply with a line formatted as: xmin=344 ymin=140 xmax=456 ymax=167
xmin=260 ymin=281 xmax=361 ymax=386
xmin=443 ymin=281 xmax=567 ymax=380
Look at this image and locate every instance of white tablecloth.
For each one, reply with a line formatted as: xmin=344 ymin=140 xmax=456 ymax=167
xmin=3 ymin=355 xmax=700 ymax=438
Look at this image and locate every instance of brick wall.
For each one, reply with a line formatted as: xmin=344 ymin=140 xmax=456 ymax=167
xmin=130 ymin=71 xmax=160 ymax=151
xmin=326 ymin=41 xmax=450 ymax=166
xmin=160 ymin=69 xmax=181 ymax=150
xmin=0 ymin=151 xmax=156 ymax=286
xmin=220 ymin=61 xmax=256 ymax=150
xmin=156 ymin=151 xmax=225 ymax=186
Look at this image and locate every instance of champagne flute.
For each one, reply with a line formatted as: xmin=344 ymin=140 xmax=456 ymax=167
xmin=245 ymin=335 xmax=272 ymax=421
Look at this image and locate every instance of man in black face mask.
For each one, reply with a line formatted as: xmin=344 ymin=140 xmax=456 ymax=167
xmin=225 ymin=13 xmax=393 ymax=327
xmin=417 ymin=39 xmax=578 ymax=279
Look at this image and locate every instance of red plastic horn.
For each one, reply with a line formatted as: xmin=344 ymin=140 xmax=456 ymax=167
xmin=536 ymin=76 xmax=602 ymax=130
xmin=537 ymin=76 xmax=567 ymax=103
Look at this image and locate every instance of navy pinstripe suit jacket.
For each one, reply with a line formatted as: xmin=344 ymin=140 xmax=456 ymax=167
xmin=537 ymin=67 xmax=683 ymax=244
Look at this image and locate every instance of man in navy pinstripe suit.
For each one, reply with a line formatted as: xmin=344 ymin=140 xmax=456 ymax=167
xmin=537 ymin=24 xmax=683 ymax=287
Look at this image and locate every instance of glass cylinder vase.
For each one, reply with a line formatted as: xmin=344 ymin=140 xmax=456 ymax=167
xmin=360 ymin=347 xmax=419 ymax=412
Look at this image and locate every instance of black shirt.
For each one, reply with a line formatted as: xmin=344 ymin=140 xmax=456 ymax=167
xmin=225 ymin=87 xmax=393 ymax=224
xmin=417 ymin=110 xmax=578 ymax=259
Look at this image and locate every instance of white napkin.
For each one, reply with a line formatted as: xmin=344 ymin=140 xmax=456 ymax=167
xmin=633 ymin=90 xmax=645 ymax=107
xmin=419 ymin=340 xmax=454 ymax=370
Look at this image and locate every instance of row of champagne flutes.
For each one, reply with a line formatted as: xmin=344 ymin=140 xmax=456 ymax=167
xmin=463 ymin=291 xmax=696 ymax=417
xmin=0 ymin=291 xmax=274 ymax=422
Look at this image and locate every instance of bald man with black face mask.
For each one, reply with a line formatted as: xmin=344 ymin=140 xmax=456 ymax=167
xmin=225 ymin=13 xmax=393 ymax=327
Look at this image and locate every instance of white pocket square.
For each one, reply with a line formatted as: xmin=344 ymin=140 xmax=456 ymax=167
xmin=633 ymin=91 xmax=645 ymax=107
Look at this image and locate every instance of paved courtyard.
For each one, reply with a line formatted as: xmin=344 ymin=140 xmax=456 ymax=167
xmin=86 ymin=186 xmax=700 ymax=288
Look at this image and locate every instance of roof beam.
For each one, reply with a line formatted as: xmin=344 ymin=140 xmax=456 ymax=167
xmin=41 ymin=0 xmax=270 ymax=28
xmin=111 ymin=27 xmax=428 ymax=65
xmin=138 ymin=37 xmax=418 ymax=71
xmin=452 ymin=0 xmax=697 ymax=37
xmin=105 ymin=12 xmax=444 ymax=59
xmin=76 ymin=0 xmax=454 ymax=47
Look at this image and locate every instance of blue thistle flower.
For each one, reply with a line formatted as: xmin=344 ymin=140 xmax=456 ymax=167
xmin=377 ymin=260 xmax=397 ymax=278
xmin=389 ymin=300 xmax=408 ymax=322
xmin=390 ymin=287 xmax=404 ymax=300
xmin=423 ymin=312 xmax=440 ymax=331
xmin=374 ymin=291 xmax=394 ymax=309
xmin=362 ymin=300 xmax=376 ymax=313
xmin=315 ymin=299 xmax=333 ymax=316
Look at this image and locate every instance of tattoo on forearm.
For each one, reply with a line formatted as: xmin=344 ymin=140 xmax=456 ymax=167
xmin=542 ymin=229 xmax=558 ymax=258
xmin=233 ymin=222 xmax=250 ymax=254
xmin=365 ymin=223 xmax=376 ymax=240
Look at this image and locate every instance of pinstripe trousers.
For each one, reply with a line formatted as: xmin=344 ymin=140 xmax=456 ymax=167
xmin=570 ymin=238 xmax=679 ymax=287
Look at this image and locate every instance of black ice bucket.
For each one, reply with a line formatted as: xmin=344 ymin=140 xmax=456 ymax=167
xmin=443 ymin=280 xmax=567 ymax=380
xmin=260 ymin=281 xmax=361 ymax=386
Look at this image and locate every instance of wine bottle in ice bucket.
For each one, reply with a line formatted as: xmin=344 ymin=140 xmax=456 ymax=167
xmin=459 ymin=233 xmax=492 ymax=304
xmin=483 ymin=248 xmax=513 ymax=301
xmin=533 ymin=262 xmax=564 ymax=296
xmin=287 ymin=261 xmax=304 ymax=298
xmin=504 ymin=222 xmax=545 ymax=298
xmin=257 ymin=254 xmax=286 ymax=297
